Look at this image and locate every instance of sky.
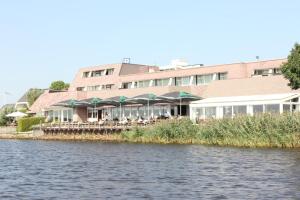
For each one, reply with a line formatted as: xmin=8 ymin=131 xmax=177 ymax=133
xmin=0 ymin=0 xmax=300 ymax=106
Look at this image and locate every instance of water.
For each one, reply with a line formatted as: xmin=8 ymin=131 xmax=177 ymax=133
xmin=0 ymin=140 xmax=299 ymax=200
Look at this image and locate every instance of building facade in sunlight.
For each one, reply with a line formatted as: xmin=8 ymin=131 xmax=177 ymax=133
xmin=30 ymin=58 xmax=299 ymax=122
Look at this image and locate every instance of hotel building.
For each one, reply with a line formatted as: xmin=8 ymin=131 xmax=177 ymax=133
xmin=30 ymin=58 xmax=299 ymax=122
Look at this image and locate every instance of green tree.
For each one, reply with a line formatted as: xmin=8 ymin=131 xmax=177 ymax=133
xmin=49 ymin=81 xmax=70 ymax=90
xmin=281 ymin=43 xmax=300 ymax=89
xmin=27 ymin=88 xmax=44 ymax=106
xmin=0 ymin=106 xmax=15 ymax=126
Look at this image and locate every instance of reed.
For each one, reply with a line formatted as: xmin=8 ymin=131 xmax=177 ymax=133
xmin=121 ymin=113 xmax=300 ymax=148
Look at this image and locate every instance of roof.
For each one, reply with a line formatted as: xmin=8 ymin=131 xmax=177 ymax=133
xmin=202 ymin=76 xmax=300 ymax=98
xmin=17 ymin=88 xmax=45 ymax=103
xmin=17 ymin=92 xmax=28 ymax=103
xmin=191 ymin=93 xmax=300 ymax=105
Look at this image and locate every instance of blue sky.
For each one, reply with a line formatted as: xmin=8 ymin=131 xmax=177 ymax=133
xmin=0 ymin=0 xmax=299 ymax=106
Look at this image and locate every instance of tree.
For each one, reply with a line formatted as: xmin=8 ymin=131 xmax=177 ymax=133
xmin=49 ymin=81 xmax=70 ymax=91
xmin=281 ymin=43 xmax=300 ymax=89
xmin=0 ymin=106 xmax=15 ymax=126
xmin=27 ymin=88 xmax=44 ymax=106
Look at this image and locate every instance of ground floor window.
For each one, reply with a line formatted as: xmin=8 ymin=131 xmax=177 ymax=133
xmin=205 ymin=107 xmax=216 ymax=119
xmin=265 ymin=104 xmax=280 ymax=113
xmin=88 ymin=109 xmax=98 ymax=119
xmin=233 ymin=105 xmax=247 ymax=116
xmin=253 ymin=105 xmax=263 ymax=114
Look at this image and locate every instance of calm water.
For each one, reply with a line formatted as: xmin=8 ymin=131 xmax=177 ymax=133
xmin=0 ymin=140 xmax=299 ymax=200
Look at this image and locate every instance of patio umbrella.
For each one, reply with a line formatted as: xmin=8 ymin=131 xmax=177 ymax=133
xmin=127 ymin=93 xmax=158 ymax=120
xmin=102 ymin=96 xmax=128 ymax=119
xmin=160 ymin=91 xmax=201 ymax=116
xmin=53 ymin=99 xmax=90 ymax=108
xmin=84 ymin=97 xmax=102 ymax=118
xmin=6 ymin=111 xmax=27 ymax=118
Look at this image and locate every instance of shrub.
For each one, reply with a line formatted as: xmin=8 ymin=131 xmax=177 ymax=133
xmin=17 ymin=117 xmax=45 ymax=132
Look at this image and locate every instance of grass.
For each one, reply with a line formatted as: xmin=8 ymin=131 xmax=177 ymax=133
xmin=121 ymin=113 xmax=300 ymax=148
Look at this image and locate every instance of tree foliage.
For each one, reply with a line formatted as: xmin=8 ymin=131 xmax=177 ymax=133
xmin=281 ymin=43 xmax=300 ymax=89
xmin=27 ymin=88 xmax=44 ymax=106
xmin=0 ymin=106 xmax=15 ymax=126
xmin=49 ymin=81 xmax=70 ymax=91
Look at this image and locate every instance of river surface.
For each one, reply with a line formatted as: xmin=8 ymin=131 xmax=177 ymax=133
xmin=0 ymin=140 xmax=299 ymax=200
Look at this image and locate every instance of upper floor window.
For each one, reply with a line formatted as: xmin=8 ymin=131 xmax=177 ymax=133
xmin=254 ymin=69 xmax=270 ymax=76
xmin=175 ymin=76 xmax=190 ymax=86
xmin=217 ymin=72 xmax=227 ymax=80
xmin=196 ymin=74 xmax=214 ymax=85
xmin=273 ymin=68 xmax=281 ymax=75
xmin=106 ymin=68 xmax=114 ymax=75
xmin=76 ymin=87 xmax=85 ymax=91
xmin=137 ymin=80 xmax=150 ymax=88
xmin=103 ymin=84 xmax=114 ymax=90
xmin=83 ymin=72 xmax=90 ymax=78
xmin=121 ymin=82 xmax=132 ymax=89
xmin=91 ymin=70 xmax=105 ymax=77
xmin=155 ymin=78 xmax=170 ymax=87
xmin=87 ymin=85 xmax=101 ymax=91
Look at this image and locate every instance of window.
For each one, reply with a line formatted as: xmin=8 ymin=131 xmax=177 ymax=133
xmin=205 ymin=107 xmax=216 ymax=118
xmin=137 ymin=80 xmax=150 ymax=88
xmin=254 ymin=69 xmax=270 ymax=76
xmin=63 ymin=109 xmax=73 ymax=122
xmin=273 ymin=68 xmax=281 ymax=75
xmin=175 ymin=76 xmax=190 ymax=86
xmin=223 ymin=106 xmax=232 ymax=118
xmin=195 ymin=108 xmax=204 ymax=118
xmin=91 ymin=70 xmax=105 ymax=77
xmin=218 ymin=72 xmax=227 ymax=80
xmin=87 ymin=85 xmax=100 ymax=91
xmin=283 ymin=104 xmax=291 ymax=112
xmin=233 ymin=106 xmax=247 ymax=116
xmin=182 ymin=76 xmax=190 ymax=86
xmin=121 ymin=82 xmax=132 ymax=89
xmin=76 ymin=87 xmax=85 ymax=91
xmin=104 ymin=84 xmax=113 ymax=90
xmin=88 ymin=109 xmax=98 ymax=119
xmin=155 ymin=78 xmax=169 ymax=87
xmin=265 ymin=104 xmax=280 ymax=113
xmin=196 ymin=74 xmax=214 ymax=85
xmin=83 ymin=72 xmax=90 ymax=78
xmin=253 ymin=105 xmax=263 ymax=114
xmin=106 ymin=68 xmax=114 ymax=75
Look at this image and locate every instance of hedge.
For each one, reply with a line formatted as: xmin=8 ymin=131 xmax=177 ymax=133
xmin=17 ymin=117 xmax=45 ymax=132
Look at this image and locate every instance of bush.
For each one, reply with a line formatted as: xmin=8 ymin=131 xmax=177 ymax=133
xmin=17 ymin=117 xmax=45 ymax=132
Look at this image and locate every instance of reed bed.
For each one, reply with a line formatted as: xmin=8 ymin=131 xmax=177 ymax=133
xmin=121 ymin=113 xmax=300 ymax=148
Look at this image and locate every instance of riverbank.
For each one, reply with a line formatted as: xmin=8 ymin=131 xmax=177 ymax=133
xmin=0 ymin=133 xmax=123 ymax=142
xmin=1 ymin=113 xmax=300 ymax=148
